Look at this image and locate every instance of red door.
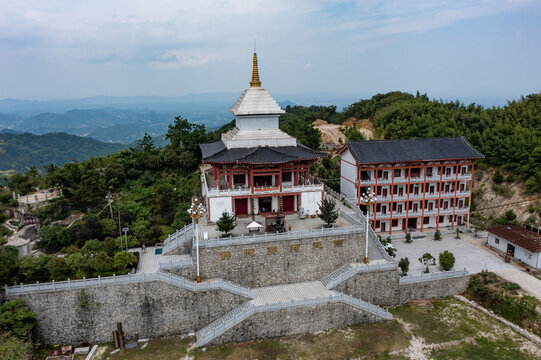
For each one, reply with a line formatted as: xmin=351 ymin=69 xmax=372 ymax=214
xmin=282 ymin=195 xmax=295 ymax=212
xmin=234 ymin=198 xmax=248 ymax=216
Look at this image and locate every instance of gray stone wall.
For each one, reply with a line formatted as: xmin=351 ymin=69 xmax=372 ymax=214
xmin=399 ymin=275 xmax=470 ymax=303
xmin=209 ymin=303 xmax=380 ymax=346
xmin=9 ymin=281 xmax=246 ymax=344
xmin=194 ymin=233 xmax=364 ymax=287
xmin=334 ymin=268 xmax=401 ymax=306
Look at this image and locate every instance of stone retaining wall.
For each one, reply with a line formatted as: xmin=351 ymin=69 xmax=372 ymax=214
xmin=9 ymin=281 xmax=246 ymax=344
xmin=399 ymin=275 xmax=469 ymax=303
xmin=195 ymin=232 xmax=364 ymax=287
xmin=209 ymin=303 xmax=380 ymax=346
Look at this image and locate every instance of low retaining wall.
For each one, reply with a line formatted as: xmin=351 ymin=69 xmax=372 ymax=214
xmin=9 ymin=281 xmax=246 ymax=344
xmin=209 ymin=303 xmax=380 ymax=346
xmin=333 ymin=268 xmax=469 ymax=306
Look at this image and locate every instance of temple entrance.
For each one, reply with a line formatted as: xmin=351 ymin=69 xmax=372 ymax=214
xmin=282 ymin=195 xmax=295 ymax=212
xmin=258 ymin=197 xmax=272 ymax=213
xmin=234 ymin=198 xmax=248 ymax=216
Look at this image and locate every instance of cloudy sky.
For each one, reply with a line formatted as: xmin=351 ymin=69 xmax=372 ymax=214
xmin=1 ymin=0 xmax=540 ymax=102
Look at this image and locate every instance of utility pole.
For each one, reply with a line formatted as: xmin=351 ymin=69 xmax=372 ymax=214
xmin=106 ymin=193 xmax=113 ymax=219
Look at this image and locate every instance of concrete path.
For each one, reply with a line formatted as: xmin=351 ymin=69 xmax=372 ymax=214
xmin=392 ymin=230 xmax=541 ymax=300
xmin=134 ymin=247 xmax=192 ymax=273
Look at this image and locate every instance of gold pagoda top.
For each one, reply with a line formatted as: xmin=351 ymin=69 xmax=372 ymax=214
xmin=250 ymin=52 xmax=262 ymax=88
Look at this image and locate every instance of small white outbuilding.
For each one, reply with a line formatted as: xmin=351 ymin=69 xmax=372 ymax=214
xmin=486 ymin=225 xmax=541 ymax=269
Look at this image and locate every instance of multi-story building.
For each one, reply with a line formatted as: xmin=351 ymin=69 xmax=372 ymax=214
xmin=200 ymin=53 xmax=327 ymax=222
xmin=339 ymin=137 xmax=484 ymax=233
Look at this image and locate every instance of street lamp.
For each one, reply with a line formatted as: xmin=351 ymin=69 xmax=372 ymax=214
xmin=188 ymin=197 xmax=206 ymax=283
xmin=360 ymin=188 xmax=377 ymax=264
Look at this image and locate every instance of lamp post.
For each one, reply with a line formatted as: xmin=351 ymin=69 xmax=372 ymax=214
xmin=188 ymin=197 xmax=206 ymax=283
xmin=360 ymin=188 xmax=377 ymax=264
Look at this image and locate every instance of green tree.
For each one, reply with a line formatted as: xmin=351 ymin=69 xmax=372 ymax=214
xmin=504 ymin=210 xmax=517 ymax=223
xmin=419 ymin=253 xmax=435 ymax=273
xmin=46 ymin=257 xmax=71 ymax=280
xmin=216 ymin=211 xmax=236 ymax=236
xmin=81 ymin=239 xmax=103 ymax=255
xmin=318 ymin=198 xmax=339 ymax=228
xmin=398 ymin=257 xmax=410 ymax=276
xmin=65 ymin=252 xmax=85 ymax=278
xmin=434 ymin=230 xmax=442 ymax=240
xmin=113 ymin=252 xmax=137 ymax=270
xmin=0 ymin=299 xmax=36 ymax=339
xmin=439 ymin=250 xmax=456 ymax=271
xmin=19 ymin=255 xmax=51 ymax=283
xmin=38 ymin=225 xmax=67 ymax=252
xmin=0 ymin=246 xmax=19 ymax=286
xmin=89 ymin=251 xmax=114 ymax=275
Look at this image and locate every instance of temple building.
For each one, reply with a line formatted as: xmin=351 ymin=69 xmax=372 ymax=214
xmin=200 ymin=53 xmax=327 ymax=222
xmin=339 ymin=137 xmax=484 ymax=233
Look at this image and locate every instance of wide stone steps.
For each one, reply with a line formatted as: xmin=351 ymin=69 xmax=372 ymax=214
xmin=194 ymin=280 xmax=393 ymax=347
xmin=321 ymin=264 xmax=355 ymax=289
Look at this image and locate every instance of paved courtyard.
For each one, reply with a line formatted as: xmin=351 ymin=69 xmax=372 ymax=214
xmin=391 ymin=229 xmax=541 ymax=300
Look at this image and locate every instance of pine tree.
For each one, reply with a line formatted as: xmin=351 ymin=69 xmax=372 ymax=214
xmin=318 ymin=198 xmax=339 ymax=228
xmin=216 ymin=211 xmax=236 ymax=236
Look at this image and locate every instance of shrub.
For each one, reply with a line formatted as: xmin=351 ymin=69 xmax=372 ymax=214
xmin=398 ymin=257 xmax=410 ymax=276
xmin=455 ymin=228 xmax=460 ymax=239
xmin=405 ymin=233 xmax=412 ymax=243
xmin=439 ymin=250 xmax=456 ymax=271
xmin=0 ymin=299 xmax=36 ymax=339
xmin=434 ymin=230 xmax=442 ymax=240
xmin=492 ymin=170 xmax=504 ymax=184
xmin=318 ymin=198 xmax=339 ymax=227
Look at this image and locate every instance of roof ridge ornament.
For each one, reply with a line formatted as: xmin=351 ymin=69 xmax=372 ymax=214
xmin=250 ymin=52 xmax=262 ymax=88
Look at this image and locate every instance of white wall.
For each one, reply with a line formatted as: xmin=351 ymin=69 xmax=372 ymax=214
xmin=340 ymin=149 xmax=357 ymax=200
xmin=209 ymin=196 xmax=233 ymax=222
xmin=235 ymin=115 xmax=280 ymax=129
xmin=487 ymin=232 xmax=541 ymax=268
xmin=301 ymin=191 xmax=322 ymax=215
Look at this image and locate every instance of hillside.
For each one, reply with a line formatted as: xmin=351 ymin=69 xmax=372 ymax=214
xmin=0 ymin=132 xmax=126 ymax=172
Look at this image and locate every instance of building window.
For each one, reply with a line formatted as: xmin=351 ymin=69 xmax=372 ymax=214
xmin=394 ymin=169 xmax=401 ymax=177
xmin=375 ymin=220 xmax=380 ymax=228
xmin=439 ymin=216 xmax=444 ymax=223
xmin=495 ymin=238 xmax=500 ymax=244
xmin=423 ymin=217 xmax=430 ymax=225
xmin=233 ymin=174 xmax=246 ymax=185
xmin=427 ymin=167 xmax=433 ymax=177
xmin=392 ymin=219 xmax=398 ymax=227
xmin=282 ymin=172 xmax=292 ymax=182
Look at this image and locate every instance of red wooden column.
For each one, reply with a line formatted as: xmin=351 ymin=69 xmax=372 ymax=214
xmin=467 ymin=162 xmax=475 ymax=228
xmin=451 ymin=163 xmax=459 ymax=229
xmin=228 ymin=168 xmax=232 ymax=190
xmin=279 ymin=168 xmax=283 ymax=192
xmin=405 ymin=164 xmax=411 ymax=233
xmin=389 ymin=165 xmax=395 ymax=235
xmin=420 ymin=163 xmax=428 ymax=232
xmin=436 ymin=164 xmax=443 ymax=230
xmin=373 ymin=168 xmax=378 ymax=229
xmin=249 ymin=167 xmax=254 ymax=194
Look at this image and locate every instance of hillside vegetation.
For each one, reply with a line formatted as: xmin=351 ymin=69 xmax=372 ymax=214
xmin=0 ymin=132 xmax=127 ymax=173
xmin=281 ymin=92 xmax=541 ymax=194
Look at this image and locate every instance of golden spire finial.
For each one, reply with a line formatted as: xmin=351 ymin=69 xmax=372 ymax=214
xmin=250 ymin=52 xmax=261 ymax=88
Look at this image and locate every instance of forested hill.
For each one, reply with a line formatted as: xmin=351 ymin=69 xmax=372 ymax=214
xmin=279 ymin=92 xmax=541 ymax=193
xmin=0 ymin=132 xmax=126 ymax=173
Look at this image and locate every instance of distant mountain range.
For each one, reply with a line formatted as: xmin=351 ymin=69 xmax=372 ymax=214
xmin=0 ymin=132 xmax=127 ymax=173
xmin=0 ymin=96 xmax=298 ymax=144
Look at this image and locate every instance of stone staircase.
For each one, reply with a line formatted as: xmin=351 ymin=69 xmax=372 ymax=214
xmin=195 ymin=279 xmax=393 ymax=347
xmin=162 ymin=224 xmax=194 ymax=254
xmin=321 ymin=261 xmax=397 ymax=289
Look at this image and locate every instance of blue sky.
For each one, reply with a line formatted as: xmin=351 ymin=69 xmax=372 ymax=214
xmin=0 ymin=0 xmax=540 ymax=104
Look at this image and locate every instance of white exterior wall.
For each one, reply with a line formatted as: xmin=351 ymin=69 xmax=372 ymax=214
xmin=209 ymin=196 xmax=233 ymax=222
xmin=340 ymin=149 xmax=357 ymax=200
xmin=236 ymin=115 xmax=280 ymax=129
xmin=487 ymin=232 xmax=541 ymax=268
xmin=301 ymin=190 xmax=323 ymax=215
